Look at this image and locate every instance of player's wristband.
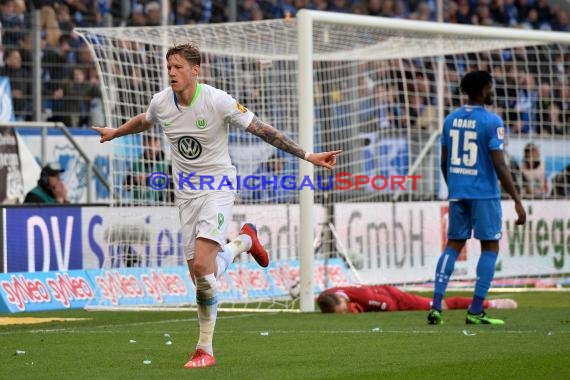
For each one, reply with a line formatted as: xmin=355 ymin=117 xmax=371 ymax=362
xmin=304 ymin=151 xmax=312 ymax=161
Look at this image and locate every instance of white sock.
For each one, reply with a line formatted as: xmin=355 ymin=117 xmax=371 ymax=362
xmin=214 ymin=235 xmax=253 ymax=278
xmin=216 ymin=246 xmax=234 ymax=278
xmin=225 ymin=235 xmax=252 ymax=258
xmin=195 ymin=273 xmax=217 ymax=356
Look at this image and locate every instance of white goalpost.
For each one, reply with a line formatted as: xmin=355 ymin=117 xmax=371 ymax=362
xmin=76 ymin=10 xmax=570 ymax=312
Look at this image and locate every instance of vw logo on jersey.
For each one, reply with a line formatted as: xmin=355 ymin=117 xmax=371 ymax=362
xmin=178 ymin=136 xmax=202 ymax=160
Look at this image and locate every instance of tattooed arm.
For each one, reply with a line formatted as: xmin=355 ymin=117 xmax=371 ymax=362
xmin=246 ymin=116 xmax=342 ymax=170
xmin=246 ymin=116 xmax=306 ymax=159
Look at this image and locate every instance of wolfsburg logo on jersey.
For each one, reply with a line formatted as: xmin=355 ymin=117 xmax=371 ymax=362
xmin=178 ymin=136 xmax=202 ymax=160
xmin=195 ymin=118 xmax=207 ymax=129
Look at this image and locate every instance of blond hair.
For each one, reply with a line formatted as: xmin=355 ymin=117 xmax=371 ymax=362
xmin=166 ymin=43 xmax=201 ymax=66
xmin=41 ymin=6 xmax=62 ymax=48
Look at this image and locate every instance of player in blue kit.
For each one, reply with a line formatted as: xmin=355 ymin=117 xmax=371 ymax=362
xmin=428 ymin=71 xmax=526 ymax=325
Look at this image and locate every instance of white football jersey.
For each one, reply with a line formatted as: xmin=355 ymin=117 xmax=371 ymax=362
xmin=146 ymin=83 xmax=254 ymax=200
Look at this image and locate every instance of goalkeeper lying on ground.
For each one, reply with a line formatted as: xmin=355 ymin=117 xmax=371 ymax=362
xmin=317 ymin=285 xmax=517 ymax=314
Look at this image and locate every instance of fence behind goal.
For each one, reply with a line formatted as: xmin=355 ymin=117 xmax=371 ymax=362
xmin=75 ymin=11 xmax=570 ymax=310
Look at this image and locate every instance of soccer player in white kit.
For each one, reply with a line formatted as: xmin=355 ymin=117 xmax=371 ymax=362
xmin=93 ymin=43 xmax=341 ymax=368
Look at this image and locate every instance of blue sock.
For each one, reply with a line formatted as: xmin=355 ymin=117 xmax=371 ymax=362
xmin=432 ymin=247 xmax=459 ymax=311
xmin=469 ymin=251 xmax=498 ymax=314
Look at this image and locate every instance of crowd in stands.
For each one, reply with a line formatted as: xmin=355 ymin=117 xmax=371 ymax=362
xmin=0 ymin=0 xmax=568 ymax=201
xmin=0 ymin=0 xmax=568 ymax=127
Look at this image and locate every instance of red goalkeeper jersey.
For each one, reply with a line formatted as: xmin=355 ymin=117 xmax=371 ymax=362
xmin=320 ymin=285 xmax=432 ymax=312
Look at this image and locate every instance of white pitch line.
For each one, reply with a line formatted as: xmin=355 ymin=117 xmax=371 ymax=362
xmin=0 ymin=313 xmax=258 ymax=335
xmin=235 ymin=329 xmax=570 ymax=335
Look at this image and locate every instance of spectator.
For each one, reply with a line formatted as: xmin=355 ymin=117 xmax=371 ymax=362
xmin=272 ymin=0 xmax=297 ymax=19
xmin=317 ymin=285 xmax=518 ymax=313
xmin=536 ymin=83 xmax=564 ymax=135
xmin=556 ymin=86 xmax=570 ymax=132
xmin=551 ymin=164 xmax=570 ymax=198
xmin=250 ymin=5 xmax=264 ymax=20
xmin=0 ymin=0 xmax=27 ymax=46
xmin=410 ymin=0 xmax=432 ymax=20
xmin=128 ymin=3 xmax=146 ymax=27
xmin=504 ymin=147 xmax=526 ymax=196
xmin=379 ymin=0 xmax=395 ymax=17
xmin=209 ymin=0 xmax=228 ymax=23
xmin=367 ymin=0 xmax=382 ymax=16
xmin=239 ymin=0 xmax=261 ymax=21
xmin=123 ymin=134 xmax=171 ymax=204
xmin=456 ymin=0 xmax=474 ymax=24
xmin=521 ymin=8 xmax=544 ymax=29
xmin=250 ymin=152 xmax=291 ymax=203
xmin=42 ymin=34 xmax=75 ymax=125
xmin=444 ymin=0 xmax=459 ymax=22
xmin=393 ymin=0 xmax=409 ymax=18
xmin=412 ymin=71 xmax=437 ymax=130
xmin=54 ymin=3 xmax=75 ymax=34
xmin=62 ymin=0 xmax=91 ymax=27
xmin=145 ymin=1 xmax=161 ymax=26
xmin=474 ymin=2 xmax=495 ymax=25
xmin=171 ymin=0 xmax=191 ymax=24
xmin=0 ymin=48 xmax=31 ymax=120
xmin=551 ymin=10 xmax=569 ymax=31
xmin=501 ymin=0 xmax=520 ymax=26
xmin=16 ymin=31 xmax=33 ymax=72
xmin=328 ymin=0 xmax=350 ymax=13
xmin=532 ymin=0 xmax=552 ymax=26
xmin=24 ymin=164 xmax=69 ymax=204
xmin=370 ymin=83 xmax=401 ymax=130
xmin=515 ymin=0 xmax=532 ymax=23
xmin=65 ymin=67 xmax=95 ymax=127
xmin=520 ymin=143 xmax=547 ymax=197
xmin=40 ymin=5 xmax=61 ymax=49
xmin=514 ymin=73 xmax=538 ymax=133
xmin=310 ymin=0 xmax=328 ymax=12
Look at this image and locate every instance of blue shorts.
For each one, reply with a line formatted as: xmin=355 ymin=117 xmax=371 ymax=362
xmin=447 ymin=199 xmax=502 ymax=241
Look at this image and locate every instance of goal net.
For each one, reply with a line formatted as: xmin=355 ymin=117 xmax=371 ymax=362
xmin=75 ymin=10 xmax=570 ymax=311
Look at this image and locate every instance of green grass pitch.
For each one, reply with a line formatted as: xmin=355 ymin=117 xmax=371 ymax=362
xmin=1 ymin=292 xmax=569 ymax=380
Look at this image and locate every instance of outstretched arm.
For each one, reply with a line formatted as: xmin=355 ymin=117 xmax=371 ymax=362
xmin=92 ymin=113 xmax=153 ymax=143
xmin=246 ymin=116 xmax=341 ymax=170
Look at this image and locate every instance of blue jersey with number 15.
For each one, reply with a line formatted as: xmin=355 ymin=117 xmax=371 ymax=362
xmin=440 ymin=105 xmax=505 ymax=200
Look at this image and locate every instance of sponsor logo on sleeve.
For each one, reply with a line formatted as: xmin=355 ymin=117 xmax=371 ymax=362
xmin=497 ymin=127 xmax=505 ymax=139
xmin=235 ymin=102 xmax=248 ymax=113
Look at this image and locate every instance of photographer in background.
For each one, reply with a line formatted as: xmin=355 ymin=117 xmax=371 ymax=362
xmin=24 ymin=164 xmax=69 ymax=204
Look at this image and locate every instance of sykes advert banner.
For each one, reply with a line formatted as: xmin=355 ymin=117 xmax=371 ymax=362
xmin=0 ymin=259 xmax=355 ymax=313
xmin=87 ymin=259 xmax=353 ymax=308
xmin=0 ymin=269 xmax=96 ymax=313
